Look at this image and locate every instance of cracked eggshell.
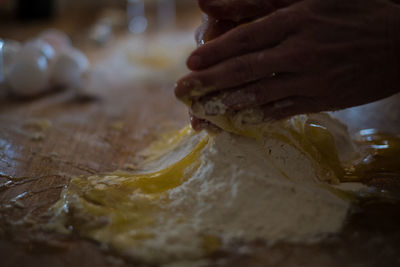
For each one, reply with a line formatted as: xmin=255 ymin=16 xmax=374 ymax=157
xmin=50 ymin=48 xmax=90 ymax=88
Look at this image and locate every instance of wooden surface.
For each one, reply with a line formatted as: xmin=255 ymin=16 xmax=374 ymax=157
xmin=0 ymin=9 xmax=195 ymax=265
xmin=0 ymin=72 xmax=189 ymax=267
xmin=1 ymin=71 xmax=399 ymax=267
xmin=1 ymin=9 xmax=400 ymax=267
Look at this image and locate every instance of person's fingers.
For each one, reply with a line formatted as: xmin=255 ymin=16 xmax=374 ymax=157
xmin=187 ymin=6 xmax=302 ymax=70
xmin=220 ymin=75 xmax=303 ymax=111
xmin=176 ymin=46 xmax=297 ymax=99
xmin=195 ymin=16 xmax=238 ymax=46
xmin=190 ymin=114 xmax=221 ymax=132
xmin=198 ymin=0 xmax=301 ymax=21
xmin=261 ymin=96 xmax=328 ymax=121
xmin=190 ymin=114 xmax=210 ymax=131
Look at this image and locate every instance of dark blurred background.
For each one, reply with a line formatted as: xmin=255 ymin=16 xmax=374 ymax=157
xmin=0 ymin=0 xmax=200 ymax=44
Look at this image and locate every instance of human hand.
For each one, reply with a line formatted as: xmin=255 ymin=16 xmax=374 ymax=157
xmin=177 ymin=0 xmax=400 ymax=130
xmin=195 ymin=0 xmax=300 ymax=46
xmin=191 ymin=0 xmax=301 ymax=130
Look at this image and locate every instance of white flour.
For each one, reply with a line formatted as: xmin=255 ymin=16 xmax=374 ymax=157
xmin=122 ymin=118 xmax=351 ymax=264
xmin=168 ymin=132 xmax=349 ymax=243
xmin=50 ymin=116 xmax=354 ymax=265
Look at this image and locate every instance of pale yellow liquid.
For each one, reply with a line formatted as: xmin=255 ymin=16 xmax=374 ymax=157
xmin=49 ymin=120 xmax=400 ymax=261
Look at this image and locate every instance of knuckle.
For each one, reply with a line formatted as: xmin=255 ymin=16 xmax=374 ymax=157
xmin=256 ymin=51 xmax=267 ymax=63
xmin=230 ymin=56 xmax=256 ymax=83
xmin=274 ymin=8 xmax=300 ymax=27
xmin=283 ymin=40 xmax=316 ymax=71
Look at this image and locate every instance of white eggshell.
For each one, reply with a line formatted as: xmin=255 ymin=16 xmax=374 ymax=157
xmin=39 ymin=29 xmax=71 ymax=54
xmin=2 ymin=40 xmax=22 ymax=74
xmin=19 ymin=39 xmax=55 ymax=63
xmin=51 ymin=48 xmax=90 ymax=88
xmin=7 ymin=53 xmax=50 ymax=97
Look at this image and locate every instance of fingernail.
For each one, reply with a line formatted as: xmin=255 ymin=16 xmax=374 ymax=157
xmin=187 ymin=55 xmax=202 ymax=70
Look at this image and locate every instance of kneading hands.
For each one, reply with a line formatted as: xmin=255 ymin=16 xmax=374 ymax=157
xmin=175 ymin=0 xmax=400 ymax=130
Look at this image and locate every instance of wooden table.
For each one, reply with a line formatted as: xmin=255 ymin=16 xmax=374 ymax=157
xmin=0 ymin=61 xmax=191 ymax=267
xmin=0 ymin=8 xmax=199 ymax=266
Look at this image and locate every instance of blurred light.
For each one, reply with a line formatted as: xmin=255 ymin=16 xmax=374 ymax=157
xmin=309 ymin=123 xmax=328 ymax=130
xmin=37 ymin=55 xmax=48 ymax=71
xmin=371 ymin=144 xmax=389 ymax=149
xmin=90 ymin=21 xmax=113 ymax=45
xmin=129 ymin=16 xmax=148 ymax=34
xmin=127 ymin=0 xmax=147 ymax=34
xmin=40 ymin=41 xmax=55 ymax=61
xmin=359 ymin=128 xmax=378 ymax=136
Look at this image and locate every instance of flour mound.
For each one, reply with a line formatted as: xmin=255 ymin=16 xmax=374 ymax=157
xmin=168 ymin=132 xmax=349 ymax=245
xmin=135 ymin=129 xmax=350 ymax=263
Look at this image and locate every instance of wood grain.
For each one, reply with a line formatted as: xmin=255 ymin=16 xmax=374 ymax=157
xmin=0 ymin=79 xmax=188 ymax=267
xmin=1 ymin=82 xmax=399 ymax=267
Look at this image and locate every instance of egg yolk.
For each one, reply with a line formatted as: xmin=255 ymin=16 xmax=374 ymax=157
xmin=50 ymin=121 xmax=400 ymax=258
xmin=53 ymin=126 xmax=208 ymax=247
